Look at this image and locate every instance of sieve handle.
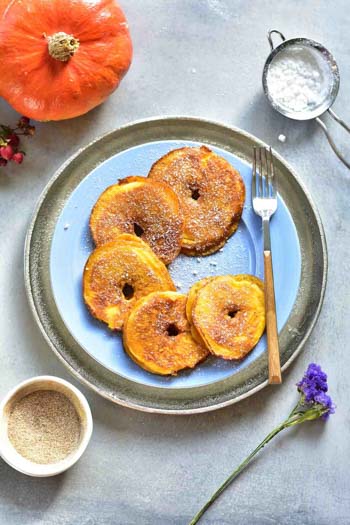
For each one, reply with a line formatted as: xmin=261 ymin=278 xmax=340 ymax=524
xmin=316 ymin=109 xmax=350 ymax=170
xmin=328 ymin=108 xmax=350 ymax=133
xmin=267 ymin=30 xmax=286 ymax=51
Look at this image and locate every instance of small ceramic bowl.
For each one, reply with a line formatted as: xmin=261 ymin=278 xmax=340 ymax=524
xmin=0 ymin=376 xmax=93 ymax=477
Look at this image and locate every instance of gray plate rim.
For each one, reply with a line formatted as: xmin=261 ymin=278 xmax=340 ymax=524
xmin=24 ymin=116 xmax=327 ymax=414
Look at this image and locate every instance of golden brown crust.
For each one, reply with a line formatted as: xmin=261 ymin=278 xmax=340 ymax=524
xmin=83 ymin=234 xmax=175 ymax=331
xmin=186 ymin=277 xmax=216 ymax=346
xmin=90 ymin=176 xmax=184 ymax=265
xmin=148 ymin=146 xmax=245 ymax=255
xmin=123 ymin=291 xmax=209 ymax=375
xmin=190 ymin=274 xmax=265 ymax=360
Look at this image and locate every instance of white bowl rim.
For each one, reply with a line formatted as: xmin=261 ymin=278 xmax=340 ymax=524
xmin=0 ymin=375 xmax=93 ymax=477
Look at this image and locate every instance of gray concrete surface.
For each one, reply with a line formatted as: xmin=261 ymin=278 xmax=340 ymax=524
xmin=1 ymin=1 xmax=350 ymax=523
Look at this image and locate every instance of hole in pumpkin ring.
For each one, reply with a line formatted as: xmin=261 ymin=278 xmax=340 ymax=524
xmin=166 ymin=323 xmax=180 ymax=337
xmin=228 ymin=309 xmax=239 ymax=319
xmin=133 ymin=223 xmax=144 ymax=237
xmin=122 ymin=283 xmax=134 ymax=300
xmin=191 ymin=188 xmax=200 ymax=200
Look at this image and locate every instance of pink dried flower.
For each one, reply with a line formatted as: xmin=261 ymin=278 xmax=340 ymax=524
xmin=0 ymin=116 xmax=35 ymax=171
xmin=18 ymin=116 xmax=30 ymax=128
xmin=8 ymin=133 xmax=20 ymax=148
xmin=12 ymin=152 xmax=24 ymax=164
xmin=0 ymin=145 xmax=14 ymax=160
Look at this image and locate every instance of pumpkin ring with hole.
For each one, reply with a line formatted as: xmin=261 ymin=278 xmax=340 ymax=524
xmin=190 ymin=274 xmax=265 ymax=360
xmin=90 ymin=176 xmax=184 ymax=265
xmin=148 ymin=146 xmax=245 ymax=255
xmin=83 ymin=234 xmax=175 ymax=331
xmin=123 ymin=291 xmax=209 ymax=375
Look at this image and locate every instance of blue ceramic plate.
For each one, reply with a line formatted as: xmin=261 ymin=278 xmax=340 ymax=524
xmin=50 ymin=140 xmax=301 ymax=389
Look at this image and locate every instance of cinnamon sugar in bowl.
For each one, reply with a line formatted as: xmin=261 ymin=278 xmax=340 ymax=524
xmin=0 ymin=376 xmax=93 ymax=476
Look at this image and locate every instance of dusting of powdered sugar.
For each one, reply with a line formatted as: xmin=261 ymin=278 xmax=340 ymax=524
xmin=267 ymin=44 xmax=334 ymax=113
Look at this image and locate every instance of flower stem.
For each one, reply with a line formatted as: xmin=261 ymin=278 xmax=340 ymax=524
xmin=188 ymin=422 xmax=286 ymax=525
xmin=188 ymin=401 xmax=329 ymax=525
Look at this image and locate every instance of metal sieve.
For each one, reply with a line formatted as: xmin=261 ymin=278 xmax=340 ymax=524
xmin=263 ymin=29 xmax=350 ymax=169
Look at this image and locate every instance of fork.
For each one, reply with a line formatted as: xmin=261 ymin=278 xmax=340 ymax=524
xmin=252 ymin=147 xmax=282 ymax=384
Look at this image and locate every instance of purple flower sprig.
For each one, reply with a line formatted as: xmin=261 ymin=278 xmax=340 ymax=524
xmin=295 ymin=363 xmax=335 ymax=420
xmin=189 ymin=363 xmax=335 ymax=525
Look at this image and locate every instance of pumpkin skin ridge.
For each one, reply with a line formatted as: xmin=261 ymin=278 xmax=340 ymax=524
xmin=0 ymin=0 xmax=132 ymax=120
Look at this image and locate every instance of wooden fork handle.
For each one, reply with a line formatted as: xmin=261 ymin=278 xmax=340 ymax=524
xmin=264 ymin=250 xmax=282 ymax=384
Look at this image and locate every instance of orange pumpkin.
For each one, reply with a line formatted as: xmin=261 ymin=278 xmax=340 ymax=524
xmin=0 ymin=0 xmax=132 ymax=120
xmin=0 ymin=0 xmax=7 ymax=17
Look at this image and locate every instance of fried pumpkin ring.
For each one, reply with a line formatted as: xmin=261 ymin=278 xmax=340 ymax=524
xmin=186 ymin=277 xmax=216 ymax=346
xmin=90 ymin=176 xmax=184 ymax=265
xmin=148 ymin=146 xmax=245 ymax=255
xmin=123 ymin=292 xmax=209 ymax=375
xmin=191 ymin=274 xmax=265 ymax=360
xmin=83 ymin=234 xmax=175 ymax=330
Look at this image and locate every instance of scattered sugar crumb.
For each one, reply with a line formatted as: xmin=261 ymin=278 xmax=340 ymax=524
xmin=191 ymin=68 xmax=196 ymax=74
xmin=196 ymin=258 xmax=201 ymax=263
xmin=278 ymin=134 xmax=286 ymax=143
xmin=219 ymin=248 xmax=224 ymax=252
xmin=64 ymin=224 xmax=70 ymax=230
xmin=210 ymin=261 xmax=217 ymax=266
xmin=175 ymin=282 xmax=182 ymax=288
xmin=192 ymin=270 xmax=198 ymax=276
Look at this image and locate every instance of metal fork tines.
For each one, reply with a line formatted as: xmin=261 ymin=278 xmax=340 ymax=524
xmin=252 ymin=147 xmax=281 ymax=385
xmin=252 ymin=147 xmax=277 ymax=250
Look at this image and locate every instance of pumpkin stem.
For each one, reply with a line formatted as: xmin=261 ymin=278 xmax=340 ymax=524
xmin=47 ymin=32 xmax=79 ymax=62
